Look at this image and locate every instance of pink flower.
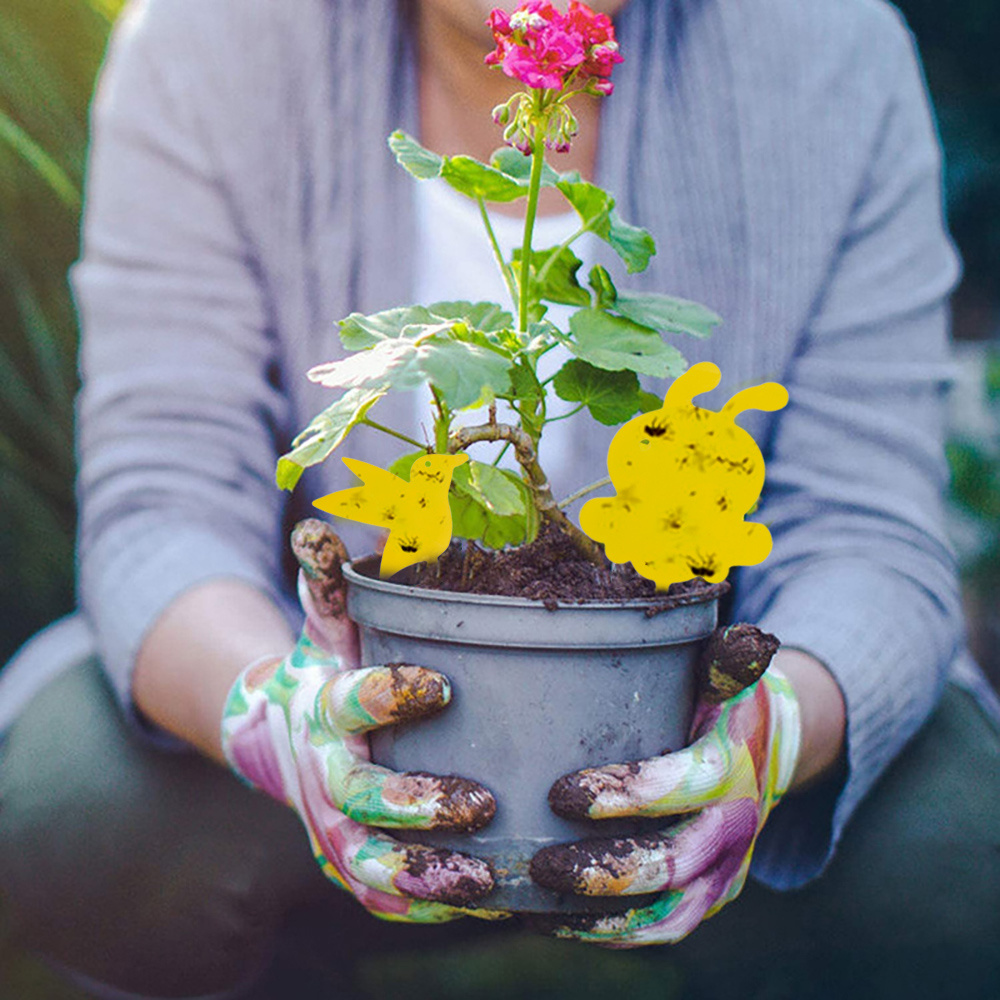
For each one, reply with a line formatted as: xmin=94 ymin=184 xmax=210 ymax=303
xmin=485 ymin=1 xmax=589 ymax=92
xmin=566 ymin=1 xmax=624 ymax=92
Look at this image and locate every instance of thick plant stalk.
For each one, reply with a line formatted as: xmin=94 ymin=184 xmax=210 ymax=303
xmin=449 ymin=423 xmax=605 ymax=567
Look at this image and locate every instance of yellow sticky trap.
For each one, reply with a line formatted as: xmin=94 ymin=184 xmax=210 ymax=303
xmin=313 ymin=453 xmax=469 ymax=579
xmin=579 ymin=363 xmax=788 ymax=590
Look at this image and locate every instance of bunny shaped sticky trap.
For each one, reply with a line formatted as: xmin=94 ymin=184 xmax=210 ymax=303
xmin=580 ymin=362 xmax=788 ymax=590
xmin=313 ymin=453 xmax=469 ymax=579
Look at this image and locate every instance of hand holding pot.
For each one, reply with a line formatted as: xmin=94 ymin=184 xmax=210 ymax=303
xmin=531 ymin=624 xmax=802 ymax=946
xmin=221 ymin=519 xmax=499 ymax=922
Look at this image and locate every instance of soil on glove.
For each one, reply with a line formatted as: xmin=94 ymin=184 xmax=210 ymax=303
xmin=358 ymin=521 xmax=728 ymax=609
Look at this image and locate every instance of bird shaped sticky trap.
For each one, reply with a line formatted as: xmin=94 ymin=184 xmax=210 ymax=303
xmin=313 ymin=453 xmax=469 ymax=579
xmin=579 ymin=362 xmax=788 ymax=590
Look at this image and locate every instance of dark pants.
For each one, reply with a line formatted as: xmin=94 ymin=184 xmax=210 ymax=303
xmin=1 ymin=658 xmax=998 ymax=1000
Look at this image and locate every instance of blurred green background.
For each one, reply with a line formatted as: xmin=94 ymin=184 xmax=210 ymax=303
xmin=1 ymin=0 xmax=998 ymax=677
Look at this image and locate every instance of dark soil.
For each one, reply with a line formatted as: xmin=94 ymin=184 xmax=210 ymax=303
xmin=369 ymin=521 xmax=729 ymax=610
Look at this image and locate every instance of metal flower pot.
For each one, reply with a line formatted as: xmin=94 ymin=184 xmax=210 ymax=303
xmin=344 ymin=557 xmax=722 ymax=913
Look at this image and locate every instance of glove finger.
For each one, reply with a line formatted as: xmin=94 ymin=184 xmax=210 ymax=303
xmin=529 ymin=800 xmax=757 ymax=896
xmin=324 ymin=665 xmax=451 ymax=734
xmin=531 ymin=862 xmax=739 ymax=948
xmin=299 ymin=800 xmax=479 ymax=922
xmin=548 ymin=727 xmax=759 ymax=821
xmin=327 ymin=748 xmax=496 ymax=832
xmin=292 ymin=519 xmax=360 ymax=663
xmin=343 ymin=829 xmax=496 ymax=908
xmin=697 ymin=623 xmax=779 ymax=707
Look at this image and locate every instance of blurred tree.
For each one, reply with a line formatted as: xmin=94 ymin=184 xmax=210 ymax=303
xmin=0 ymin=0 xmax=123 ymax=664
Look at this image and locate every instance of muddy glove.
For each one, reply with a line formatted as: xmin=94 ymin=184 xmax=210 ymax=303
xmin=531 ymin=624 xmax=801 ymax=946
xmin=221 ymin=520 xmax=499 ymax=922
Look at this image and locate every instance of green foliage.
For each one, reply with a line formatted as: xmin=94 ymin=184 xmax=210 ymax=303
xmin=553 ymin=360 xmax=648 ymax=426
xmin=276 ymin=388 xmax=386 ymax=491
xmin=289 ymin=134 xmax=702 ymax=553
xmin=613 ymin=290 xmax=722 ymax=340
xmin=453 ymin=460 xmax=526 ymax=517
xmin=511 ymin=246 xmax=591 ymax=307
xmin=566 ymin=310 xmax=688 ymax=378
xmin=316 ymin=323 xmax=514 ymax=411
xmin=391 ymin=132 xmax=656 ymax=275
xmin=389 ymin=451 xmax=535 ymax=549
xmin=0 ymin=0 xmax=123 ymax=664
xmin=948 ymin=352 xmax=1000 ymax=588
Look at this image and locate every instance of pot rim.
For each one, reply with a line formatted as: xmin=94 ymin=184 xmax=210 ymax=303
xmin=342 ymin=557 xmax=729 ymax=612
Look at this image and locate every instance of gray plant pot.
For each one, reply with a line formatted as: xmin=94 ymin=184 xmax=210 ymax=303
xmin=344 ymin=557 xmax=722 ymax=914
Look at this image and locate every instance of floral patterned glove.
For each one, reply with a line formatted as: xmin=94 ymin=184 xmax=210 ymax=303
xmin=221 ymin=520 xmax=499 ymax=923
xmin=530 ymin=624 xmax=801 ymax=946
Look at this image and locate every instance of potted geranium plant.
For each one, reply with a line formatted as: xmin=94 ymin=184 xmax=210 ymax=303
xmin=276 ymin=1 xmax=772 ymax=913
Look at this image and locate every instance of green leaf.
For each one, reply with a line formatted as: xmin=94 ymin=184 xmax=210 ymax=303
xmin=985 ymin=352 xmax=1000 ymax=403
xmin=311 ymin=334 xmax=512 ymax=410
xmin=512 ymin=246 xmax=590 ymax=307
xmin=0 ymin=111 xmax=80 ymax=211
xmin=566 ymin=309 xmax=688 ymax=378
xmin=309 ymin=337 xmax=427 ymax=392
xmin=418 ymin=337 xmax=513 ymax=410
xmin=441 ymin=155 xmax=527 ymax=202
xmin=277 ymin=387 xmax=385 ymax=490
xmin=526 ymin=320 xmax=560 ymax=352
xmin=388 ymin=131 xmax=443 ymax=180
xmin=588 ymin=265 xmax=617 ymax=309
xmin=556 ymin=177 xmax=613 ymax=231
xmin=449 ymin=491 xmax=490 ymax=541
xmin=552 ymin=359 xmax=643 ymax=425
xmin=490 ymin=147 xmax=561 ymax=187
xmin=388 ymin=450 xmax=427 ymax=481
xmin=555 ymin=178 xmax=656 ymax=274
xmin=482 ymin=507 xmax=530 ymax=548
xmin=509 ymin=361 xmax=544 ymax=407
xmin=637 ymin=389 xmax=664 ymax=413
xmin=449 ymin=467 xmax=532 ymax=549
xmin=428 ymin=301 xmax=514 ymax=333
xmin=607 ymin=209 xmax=657 ymax=274
xmin=338 ymin=306 xmax=437 ymax=350
xmin=503 ymin=470 xmax=540 ymax=545
xmin=613 ymin=291 xmax=721 ymax=339
xmin=452 ymin=460 xmax=526 ymax=516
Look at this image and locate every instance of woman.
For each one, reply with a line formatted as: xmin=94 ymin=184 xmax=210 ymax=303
xmin=1 ymin=0 xmax=997 ymax=996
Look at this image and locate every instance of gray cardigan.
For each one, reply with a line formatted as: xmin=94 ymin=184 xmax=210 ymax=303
xmin=70 ymin=0 xmax=969 ymax=890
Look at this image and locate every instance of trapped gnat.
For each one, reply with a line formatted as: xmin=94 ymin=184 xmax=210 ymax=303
xmin=579 ymin=362 xmax=788 ymax=589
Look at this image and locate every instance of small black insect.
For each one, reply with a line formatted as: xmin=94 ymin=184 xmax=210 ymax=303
xmin=687 ymin=551 xmax=718 ymax=578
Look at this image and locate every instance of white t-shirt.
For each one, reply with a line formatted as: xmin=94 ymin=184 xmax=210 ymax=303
xmin=413 ymin=178 xmax=597 ymax=487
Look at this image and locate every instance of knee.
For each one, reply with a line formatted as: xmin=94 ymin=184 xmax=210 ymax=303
xmin=0 ymin=659 xmax=320 ymax=997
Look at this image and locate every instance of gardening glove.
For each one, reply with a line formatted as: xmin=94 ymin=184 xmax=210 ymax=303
xmin=530 ymin=624 xmax=801 ymax=947
xmin=221 ymin=519 xmax=500 ymax=923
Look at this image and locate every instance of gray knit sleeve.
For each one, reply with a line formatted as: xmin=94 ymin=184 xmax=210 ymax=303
xmin=736 ymin=14 xmax=964 ymax=888
xmin=72 ymin=0 xmax=297 ymax=741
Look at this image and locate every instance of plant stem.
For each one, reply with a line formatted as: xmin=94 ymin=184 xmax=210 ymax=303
xmin=543 ymin=403 xmax=586 ymax=423
xmin=491 ymin=440 xmax=512 ymax=466
xmin=430 ymin=386 xmax=451 ymax=453
xmin=557 ymin=476 xmax=613 ymax=510
xmin=518 ymin=97 xmax=546 ymax=333
xmin=361 ymin=419 xmax=426 ymax=450
xmin=478 ymin=195 xmax=519 ymax=312
xmin=449 ymin=422 xmax=605 ymax=567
